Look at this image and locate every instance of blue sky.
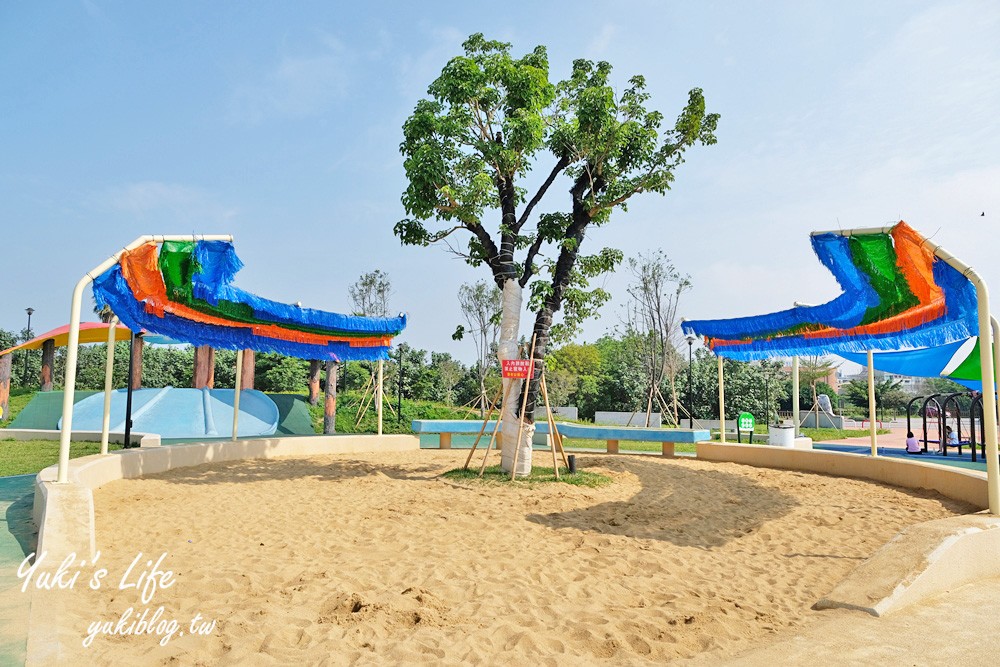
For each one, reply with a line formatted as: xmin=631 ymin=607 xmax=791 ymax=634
xmin=2 ymin=1 xmax=998 ymax=364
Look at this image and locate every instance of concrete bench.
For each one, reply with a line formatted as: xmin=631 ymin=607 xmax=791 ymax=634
xmin=411 ymin=420 xmax=711 ymax=457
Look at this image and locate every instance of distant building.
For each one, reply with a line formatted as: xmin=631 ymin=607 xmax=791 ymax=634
xmin=841 ymin=368 xmax=922 ymax=394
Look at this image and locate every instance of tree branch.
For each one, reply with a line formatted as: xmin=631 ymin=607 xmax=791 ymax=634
xmin=515 ymin=155 xmax=570 ymax=231
xmin=588 ymin=185 xmax=644 ymax=217
xmin=518 ymin=234 xmax=546 ymax=287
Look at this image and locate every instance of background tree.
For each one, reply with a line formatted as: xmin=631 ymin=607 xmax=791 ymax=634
xmin=843 ymin=376 xmax=908 ymax=419
xmin=797 ymin=356 xmax=838 ymax=408
xmin=621 ymin=250 xmax=690 ymax=425
xmin=348 ymin=269 xmax=393 ymax=318
xmin=345 ymin=269 xmax=393 ymax=404
xmin=454 ymin=280 xmax=502 ymax=415
xmin=398 ymin=34 xmax=718 ymax=474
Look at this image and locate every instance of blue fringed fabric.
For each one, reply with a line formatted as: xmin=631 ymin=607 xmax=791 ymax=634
xmin=191 ymin=241 xmax=406 ymax=334
xmin=93 ymin=265 xmax=390 ymax=361
xmin=683 ymin=235 xmax=878 ymax=339
xmin=684 ymin=256 xmax=978 ymax=361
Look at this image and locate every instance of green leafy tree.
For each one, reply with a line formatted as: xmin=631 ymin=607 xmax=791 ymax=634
xmin=797 ymin=356 xmax=838 ymax=409
xmin=398 ymin=34 xmax=718 ymax=474
xmin=843 ymin=376 xmax=908 ymax=416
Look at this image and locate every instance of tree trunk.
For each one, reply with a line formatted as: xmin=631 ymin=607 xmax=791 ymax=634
xmin=324 ymin=361 xmax=338 ymax=434
xmin=129 ymin=335 xmax=144 ymax=390
xmin=308 ymin=360 xmax=322 ymax=405
xmin=0 ymin=354 xmax=11 ymax=420
xmin=240 ymin=349 xmax=255 ymax=389
xmin=40 ymin=339 xmax=55 ymax=392
xmin=193 ymin=346 xmax=215 ymax=389
xmin=498 ymin=279 xmax=532 ymax=476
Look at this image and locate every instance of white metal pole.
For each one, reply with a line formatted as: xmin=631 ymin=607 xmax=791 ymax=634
xmin=717 ymin=355 xmax=725 ymax=443
xmin=377 ymin=359 xmax=384 ymax=436
xmin=792 ymin=355 xmax=800 ymax=434
xmin=99 ymin=317 xmax=119 ymax=455
xmin=867 ymin=350 xmax=877 ymax=456
xmin=232 ymin=349 xmax=244 ymax=441
xmin=57 ymin=234 xmax=233 ymax=483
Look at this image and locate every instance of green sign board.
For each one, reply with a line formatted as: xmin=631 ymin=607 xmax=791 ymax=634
xmin=737 ymin=412 xmax=755 ymax=432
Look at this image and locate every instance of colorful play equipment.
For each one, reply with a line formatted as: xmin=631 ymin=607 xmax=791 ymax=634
xmin=905 ymin=391 xmax=986 ymax=460
xmin=61 ymin=387 xmax=280 ymax=439
xmin=837 ymin=337 xmax=986 ymax=390
xmin=683 ymin=221 xmax=1000 ymax=515
xmin=0 ymin=322 xmax=133 ymax=356
xmin=56 ymin=235 xmax=407 ymax=484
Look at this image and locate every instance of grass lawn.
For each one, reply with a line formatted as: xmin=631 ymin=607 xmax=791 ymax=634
xmin=560 ymin=437 xmax=697 ymax=454
xmin=0 ymin=439 xmax=122 ymax=477
xmin=443 ymin=464 xmax=612 ymax=487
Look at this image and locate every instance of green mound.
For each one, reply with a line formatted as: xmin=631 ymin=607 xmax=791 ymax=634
xmin=8 ymin=391 xmax=98 ymax=430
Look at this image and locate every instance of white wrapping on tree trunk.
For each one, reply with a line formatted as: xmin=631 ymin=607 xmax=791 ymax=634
xmin=497 ymin=279 xmax=532 ymax=476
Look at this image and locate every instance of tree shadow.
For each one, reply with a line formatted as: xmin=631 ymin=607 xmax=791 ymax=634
xmin=526 ymin=456 xmax=800 ymax=548
xmin=148 ymin=456 xmax=445 ymax=486
xmin=1 ymin=476 xmax=37 ymax=558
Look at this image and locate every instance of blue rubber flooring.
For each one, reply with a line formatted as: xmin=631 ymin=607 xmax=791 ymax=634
xmin=0 ymin=475 xmax=34 ymax=666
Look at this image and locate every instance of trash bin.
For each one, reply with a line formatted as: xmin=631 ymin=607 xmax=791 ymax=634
xmin=768 ymin=423 xmax=795 ymax=447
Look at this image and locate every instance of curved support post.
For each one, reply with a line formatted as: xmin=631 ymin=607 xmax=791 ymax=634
xmin=99 ymin=316 xmax=120 ymax=455
xmin=57 ymin=234 xmax=234 ymax=483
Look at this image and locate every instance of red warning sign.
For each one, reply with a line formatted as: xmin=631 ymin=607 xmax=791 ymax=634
xmin=501 ymin=358 xmax=535 ymax=379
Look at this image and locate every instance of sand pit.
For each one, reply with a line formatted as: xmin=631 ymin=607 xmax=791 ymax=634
xmin=38 ymin=450 xmax=974 ymax=664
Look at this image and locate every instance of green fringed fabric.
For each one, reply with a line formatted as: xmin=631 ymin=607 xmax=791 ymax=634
xmin=849 ymin=234 xmax=918 ymax=324
xmin=157 ymin=242 xmax=378 ymax=339
xmin=159 ymin=241 xmax=199 ymax=303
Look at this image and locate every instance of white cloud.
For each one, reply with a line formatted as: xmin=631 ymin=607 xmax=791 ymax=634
xmin=97 ymin=181 xmax=238 ymax=224
xmin=587 ymin=24 xmax=619 ymax=57
xmin=228 ymin=36 xmax=353 ymax=125
xmin=396 ymin=26 xmax=467 ymax=102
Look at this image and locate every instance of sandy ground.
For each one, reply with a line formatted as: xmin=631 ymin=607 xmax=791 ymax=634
xmin=31 ymin=450 xmax=976 ymax=665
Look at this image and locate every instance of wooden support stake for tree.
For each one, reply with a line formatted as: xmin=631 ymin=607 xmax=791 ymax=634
xmin=479 ymin=381 xmax=514 ymax=477
xmin=510 ymin=334 xmax=537 ymax=481
xmin=463 ymin=382 xmax=504 ymax=470
xmin=541 ymin=374 xmax=569 ymax=468
xmin=354 ymin=379 xmax=375 ymax=428
xmin=539 ymin=372 xmax=560 ymax=480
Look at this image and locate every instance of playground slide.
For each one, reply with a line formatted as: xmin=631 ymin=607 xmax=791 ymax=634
xmin=58 ymin=387 xmax=280 ymax=439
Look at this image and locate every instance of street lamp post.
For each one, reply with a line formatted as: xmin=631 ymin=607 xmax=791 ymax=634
xmin=686 ymin=334 xmax=696 ymax=429
xmin=22 ymin=307 xmax=34 ymax=385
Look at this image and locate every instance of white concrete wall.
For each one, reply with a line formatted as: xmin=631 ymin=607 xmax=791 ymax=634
xmin=551 ymin=406 xmax=578 ymax=420
xmin=696 ymin=441 xmax=988 ymax=508
xmin=594 ymin=411 xmax=661 ymax=427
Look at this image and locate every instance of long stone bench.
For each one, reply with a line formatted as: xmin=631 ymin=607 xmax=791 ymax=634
xmin=411 ymin=419 xmax=711 ymax=457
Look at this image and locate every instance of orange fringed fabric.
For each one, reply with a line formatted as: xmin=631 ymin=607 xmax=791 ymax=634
xmin=119 ymin=244 xmax=391 ymax=349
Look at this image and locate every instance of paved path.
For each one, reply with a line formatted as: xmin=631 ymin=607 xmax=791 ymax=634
xmin=704 ymin=577 xmax=1000 ymax=665
xmin=0 ymin=475 xmax=34 ymax=666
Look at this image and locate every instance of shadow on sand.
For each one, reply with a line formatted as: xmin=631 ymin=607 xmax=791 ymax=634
xmin=150 ymin=456 xmax=445 ymax=487
xmin=525 ymin=456 xmax=800 ymax=549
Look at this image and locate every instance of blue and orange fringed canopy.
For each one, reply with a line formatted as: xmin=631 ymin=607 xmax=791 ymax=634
xmin=682 ymin=221 xmax=978 ymax=361
xmin=92 ymin=240 xmax=406 ymax=361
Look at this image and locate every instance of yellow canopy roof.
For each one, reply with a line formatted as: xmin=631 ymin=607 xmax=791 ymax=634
xmin=0 ymin=323 xmax=133 ymax=357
